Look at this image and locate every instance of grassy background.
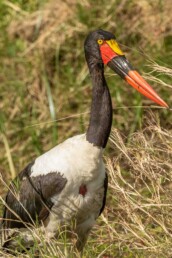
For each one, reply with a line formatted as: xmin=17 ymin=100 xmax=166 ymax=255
xmin=0 ymin=0 xmax=172 ymax=257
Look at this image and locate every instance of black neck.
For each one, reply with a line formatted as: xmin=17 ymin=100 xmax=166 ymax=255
xmin=86 ymin=60 xmax=112 ymax=148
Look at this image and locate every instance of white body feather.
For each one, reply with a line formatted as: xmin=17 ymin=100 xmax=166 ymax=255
xmin=31 ymin=134 xmax=106 ymax=248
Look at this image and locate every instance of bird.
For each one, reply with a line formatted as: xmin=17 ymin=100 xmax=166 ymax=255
xmin=1 ymin=29 xmax=168 ymax=253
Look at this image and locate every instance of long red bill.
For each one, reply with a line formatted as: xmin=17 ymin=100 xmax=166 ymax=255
xmin=107 ymin=56 xmax=168 ymax=108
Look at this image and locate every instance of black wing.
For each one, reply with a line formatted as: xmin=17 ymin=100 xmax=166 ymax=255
xmin=99 ymin=171 xmax=108 ymax=216
xmin=2 ymin=162 xmax=67 ymax=229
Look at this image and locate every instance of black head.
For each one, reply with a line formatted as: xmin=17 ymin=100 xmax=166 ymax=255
xmin=84 ymin=29 xmax=116 ymax=63
xmin=84 ymin=29 xmax=168 ymax=107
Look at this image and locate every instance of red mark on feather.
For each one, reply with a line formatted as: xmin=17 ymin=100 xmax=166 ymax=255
xmin=79 ymin=184 xmax=87 ymax=197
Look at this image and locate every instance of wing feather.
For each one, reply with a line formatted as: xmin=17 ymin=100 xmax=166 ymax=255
xmin=2 ymin=162 xmax=67 ymax=229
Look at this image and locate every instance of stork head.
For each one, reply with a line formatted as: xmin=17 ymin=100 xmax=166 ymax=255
xmin=84 ymin=29 xmax=168 ymax=108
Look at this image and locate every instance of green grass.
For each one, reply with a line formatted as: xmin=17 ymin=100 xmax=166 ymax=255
xmin=0 ymin=0 xmax=172 ymax=257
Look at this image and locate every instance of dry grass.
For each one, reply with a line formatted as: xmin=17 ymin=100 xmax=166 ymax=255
xmin=144 ymin=60 xmax=172 ymax=91
xmin=105 ymin=114 xmax=172 ymax=256
xmin=1 ymin=0 xmax=172 ymax=257
xmin=6 ymin=0 xmax=172 ymax=53
xmin=1 ymin=114 xmax=172 ymax=257
xmin=7 ymin=0 xmax=85 ymax=54
xmin=84 ymin=111 xmax=172 ymax=257
xmin=121 ymin=0 xmax=172 ymax=47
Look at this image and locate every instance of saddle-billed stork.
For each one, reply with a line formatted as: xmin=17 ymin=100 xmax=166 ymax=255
xmin=1 ymin=29 xmax=168 ymax=252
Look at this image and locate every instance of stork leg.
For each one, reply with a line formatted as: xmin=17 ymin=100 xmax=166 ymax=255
xmin=75 ymin=216 xmax=95 ymax=252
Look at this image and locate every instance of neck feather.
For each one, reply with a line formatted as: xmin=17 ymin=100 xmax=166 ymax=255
xmin=86 ymin=62 xmax=112 ymax=148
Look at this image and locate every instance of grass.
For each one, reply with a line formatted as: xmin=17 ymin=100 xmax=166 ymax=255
xmin=0 ymin=0 xmax=172 ymax=257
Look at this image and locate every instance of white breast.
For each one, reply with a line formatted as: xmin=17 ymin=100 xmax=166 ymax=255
xmin=31 ymin=134 xmax=104 ymax=182
xmin=31 ymin=134 xmax=106 ymax=227
xmin=1 ymin=135 xmax=106 ymax=251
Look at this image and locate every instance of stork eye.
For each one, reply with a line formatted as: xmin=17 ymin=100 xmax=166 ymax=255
xmin=97 ymin=39 xmax=103 ymax=45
